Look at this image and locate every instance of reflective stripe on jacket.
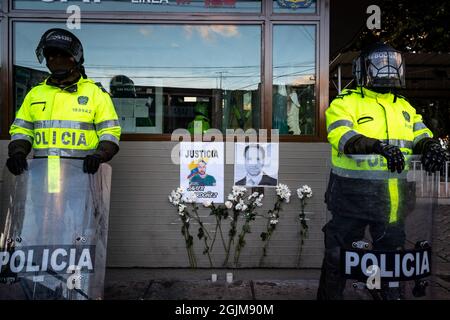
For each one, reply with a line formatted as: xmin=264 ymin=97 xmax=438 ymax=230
xmin=10 ymin=77 xmax=121 ymax=158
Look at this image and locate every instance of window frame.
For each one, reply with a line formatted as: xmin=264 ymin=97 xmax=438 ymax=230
xmin=1 ymin=0 xmax=329 ymax=142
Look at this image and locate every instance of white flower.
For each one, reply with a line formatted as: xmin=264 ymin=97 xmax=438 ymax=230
xmin=225 ymin=201 xmax=233 ymax=209
xmin=177 ymin=187 xmax=185 ymax=194
xmin=183 ymin=192 xmax=197 ymax=204
xmin=297 ymin=185 xmax=313 ymax=199
xmin=178 ymin=204 xmax=186 ymax=213
xmin=169 ymin=188 xmax=184 ymax=206
xmin=255 ymin=198 xmax=263 ymax=207
xmin=178 ymin=211 xmax=185 ymax=217
xmin=235 ymin=199 xmax=246 ymax=211
xmin=232 ymin=186 xmax=247 ymax=197
xmin=276 ymin=184 xmax=291 ymax=202
xmin=248 ymin=192 xmax=259 ymax=200
xmin=270 ymin=219 xmax=278 ymax=225
xmin=228 ymin=194 xmax=236 ymax=201
xmin=203 ymin=200 xmax=212 ymax=208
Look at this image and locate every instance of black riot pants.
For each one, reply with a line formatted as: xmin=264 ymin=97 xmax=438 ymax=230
xmin=316 ymin=213 xmax=406 ymax=300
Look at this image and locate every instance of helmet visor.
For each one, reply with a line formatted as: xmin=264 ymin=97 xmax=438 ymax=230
xmin=366 ymin=50 xmax=405 ymax=88
xmin=36 ymin=40 xmax=45 ymax=64
xmin=36 ymin=30 xmax=83 ymax=64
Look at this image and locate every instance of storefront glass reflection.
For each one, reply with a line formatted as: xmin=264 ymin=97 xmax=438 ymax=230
xmin=13 ymin=0 xmax=261 ymax=13
xmin=14 ymin=23 xmax=261 ymax=134
xmin=0 ymin=24 xmax=2 ymax=132
xmin=272 ymin=0 xmax=316 ymax=14
xmin=272 ymin=24 xmax=316 ymax=135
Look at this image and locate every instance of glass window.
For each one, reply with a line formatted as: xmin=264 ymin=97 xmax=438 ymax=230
xmin=13 ymin=0 xmax=261 ymax=13
xmin=272 ymin=25 xmax=316 ymax=135
xmin=14 ymin=22 xmax=261 ymax=134
xmin=0 ymin=22 xmax=2 ymax=131
xmin=273 ymin=0 xmax=316 ymax=14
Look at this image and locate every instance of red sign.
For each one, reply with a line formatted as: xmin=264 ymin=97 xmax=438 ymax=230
xmin=204 ymin=0 xmax=237 ymax=7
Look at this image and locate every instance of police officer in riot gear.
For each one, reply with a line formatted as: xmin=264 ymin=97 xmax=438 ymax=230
xmin=6 ymin=28 xmax=121 ymax=176
xmin=317 ymin=43 xmax=447 ymax=300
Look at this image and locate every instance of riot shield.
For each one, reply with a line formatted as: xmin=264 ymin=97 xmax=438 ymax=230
xmin=326 ymin=155 xmax=446 ymax=299
xmin=0 ymin=158 xmax=112 ymax=300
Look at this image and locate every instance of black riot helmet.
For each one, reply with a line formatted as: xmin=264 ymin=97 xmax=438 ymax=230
xmin=352 ymin=42 xmax=406 ymax=89
xmin=36 ymin=28 xmax=84 ymax=67
xmin=110 ymin=75 xmax=137 ymax=98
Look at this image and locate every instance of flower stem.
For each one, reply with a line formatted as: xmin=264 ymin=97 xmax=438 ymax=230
xmin=233 ymin=222 xmax=249 ymax=267
xmin=217 ymin=219 xmax=228 ymax=252
xmin=182 ymin=224 xmax=197 ymax=268
xmin=209 ymin=217 xmax=220 ymax=252
xmin=259 ymin=231 xmax=273 ymax=267
xmin=259 ymin=199 xmax=282 ymax=267
xmin=223 ymin=211 xmax=238 ymax=267
xmin=296 ymin=206 xmax=309 ymax=268
xmin=203 ymin=237 xmax=214 ymax=268
xmin=191 ymin=205 xmax=213 ymax=267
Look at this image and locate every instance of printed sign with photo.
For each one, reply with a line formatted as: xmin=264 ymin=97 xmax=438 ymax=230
xmin=180 ymin=142 xmax=224 ymax=203
xmin=234 ymin=143 xmax=279 ymax=187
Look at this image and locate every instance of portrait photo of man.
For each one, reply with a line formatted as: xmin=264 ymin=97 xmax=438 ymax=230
xmin=189 ymin=159 xmax=217 ymax=187
xmin=235 ymin=144 xmax=278 ymax=187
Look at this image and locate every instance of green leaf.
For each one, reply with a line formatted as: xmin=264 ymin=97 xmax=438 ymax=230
xmin=198 ymin=227 xmax=204 ymax=239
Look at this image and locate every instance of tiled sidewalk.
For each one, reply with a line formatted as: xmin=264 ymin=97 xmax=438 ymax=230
xmin=103 ymin=268 xmax=450 ymax=300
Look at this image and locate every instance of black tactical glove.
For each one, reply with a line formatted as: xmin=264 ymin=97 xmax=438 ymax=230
xmin=373 ymin=141 xmax=405 ymax=173
xmin=83 ymin=141 xmax=119 ymax=174
xmin=6 ymin=139 xmax=32 ymax=176
xmin=421 ymin=142 xmax=447 ymax=173
xmin=6 ymin=152 xmax=28 ymax=176
xmin=83 ymin=154 xmax=102 ymax=174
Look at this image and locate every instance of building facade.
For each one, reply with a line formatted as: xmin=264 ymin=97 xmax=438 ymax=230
xmin=2 ymin=0 xmax=333 ymax=269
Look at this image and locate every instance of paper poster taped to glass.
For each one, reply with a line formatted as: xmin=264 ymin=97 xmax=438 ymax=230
xmin=234 ymin=143 xmax=279 ymax=187
xmin=180 ymin=142 xmax=224 ymax=203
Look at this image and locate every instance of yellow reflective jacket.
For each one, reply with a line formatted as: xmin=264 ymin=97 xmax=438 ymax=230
xmin=325 ymin=87 xmax=433 ymax=223
xmin=326 ymin=87 xmax=432 ymax=178
xmin=10 ymin=77 xmax=121 ymax=158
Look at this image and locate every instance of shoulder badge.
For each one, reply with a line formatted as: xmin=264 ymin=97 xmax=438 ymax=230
xmin=78 ymin=96 xmax=89 ymax=105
